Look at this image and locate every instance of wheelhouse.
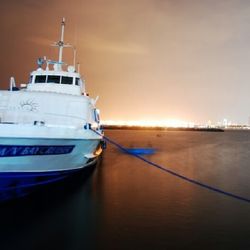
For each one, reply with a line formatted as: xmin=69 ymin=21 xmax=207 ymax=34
xmin=30 ymin=74 xmax=81 ymax=86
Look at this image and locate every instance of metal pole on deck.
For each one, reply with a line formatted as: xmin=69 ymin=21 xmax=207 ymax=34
xmin=58 ymin=17 xmax=65 ymax=65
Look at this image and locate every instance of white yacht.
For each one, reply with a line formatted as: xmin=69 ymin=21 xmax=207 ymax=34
xmin=0 ymin=18 xmax=104 ymax=197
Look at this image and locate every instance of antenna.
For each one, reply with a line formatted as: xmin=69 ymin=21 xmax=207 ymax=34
xmin=77 ymin=62 xmax=80 ymax=74
xmin=73 ymin=47 xmax=76 ymax=69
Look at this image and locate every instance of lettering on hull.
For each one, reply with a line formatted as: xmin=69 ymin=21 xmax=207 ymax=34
xmin=0 ymin=145 xmax=75 ymax=157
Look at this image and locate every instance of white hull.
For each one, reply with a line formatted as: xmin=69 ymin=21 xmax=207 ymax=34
xmin=0 ymin=124 xmax=102 ymax=173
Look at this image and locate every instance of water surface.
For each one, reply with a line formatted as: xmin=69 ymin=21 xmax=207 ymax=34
xmin=0 ymin=130 xmax=250 ymax=250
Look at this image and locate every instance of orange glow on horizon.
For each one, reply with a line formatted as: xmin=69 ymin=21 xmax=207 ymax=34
xmin=101 ymin=119 xmax=195 ymax=128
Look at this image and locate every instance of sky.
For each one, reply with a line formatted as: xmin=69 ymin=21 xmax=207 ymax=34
xmin=1 ymin=0 xmax=250 ymax=124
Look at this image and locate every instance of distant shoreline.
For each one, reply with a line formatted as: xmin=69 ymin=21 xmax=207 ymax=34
xmin=102 ymin=125 xmax=224 ymax=132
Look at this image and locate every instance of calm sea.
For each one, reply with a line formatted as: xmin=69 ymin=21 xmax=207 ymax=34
xmin=0 ymin=130 xmax=250 ymax=250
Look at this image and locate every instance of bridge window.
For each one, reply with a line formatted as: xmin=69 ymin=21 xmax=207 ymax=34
xmin=75 ymin=78 xmax=80 ymax=86
xmin=61 ymin=76 xmax=73 ymax=85
xmin=35 ymin=75 xmax=46 ymax=83
xmin=47 ymin=75 xmax=60 ymax=83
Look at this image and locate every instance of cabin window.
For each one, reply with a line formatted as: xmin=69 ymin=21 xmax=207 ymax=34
xmin=47 ymin=75 xmax=60 ymax=83
xmin=75 ymin=78 xmax=80 ymax=86
xmin=61 ymin=76 xmax=73 ymax=85
xmin=35 ymin=75 xmax=46 ymax=83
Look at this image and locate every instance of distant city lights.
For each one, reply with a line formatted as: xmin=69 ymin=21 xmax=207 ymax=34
xmin=101 ymin=118 xmax=250 ymax=129
xmin=102 ymin=119 xmax=195 ymax=128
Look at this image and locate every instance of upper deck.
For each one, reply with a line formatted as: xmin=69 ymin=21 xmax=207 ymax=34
xmin=27 ymin=65 xmax=85 ymax=96
xmin=24 ymin=18 xmax=86 ymax=96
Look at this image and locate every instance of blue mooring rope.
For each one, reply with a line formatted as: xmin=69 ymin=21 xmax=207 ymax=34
xmin=94 ymin=129 xmax=250 ymax=204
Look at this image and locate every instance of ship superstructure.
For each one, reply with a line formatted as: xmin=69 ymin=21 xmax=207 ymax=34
xmin=0 ymin=18 xmax=103 ymax=200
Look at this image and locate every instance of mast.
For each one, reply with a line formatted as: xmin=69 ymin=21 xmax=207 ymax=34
xmin=50 ymin=18 xmax=77 ymax=71
xmin=58 ymin=17 xmax=65 ymax=64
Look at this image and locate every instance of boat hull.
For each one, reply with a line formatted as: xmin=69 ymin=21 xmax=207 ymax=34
xmin=0 ymin=136 xmax=102 ymax=201
xmin=0 ymin=157 xmax=98 ymax=202
xmin=0 ymin=137 xmax=101 ymax=172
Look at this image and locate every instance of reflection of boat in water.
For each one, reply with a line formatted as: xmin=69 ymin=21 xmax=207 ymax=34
xmin=0 ymin=18 xmax=104 ymax=201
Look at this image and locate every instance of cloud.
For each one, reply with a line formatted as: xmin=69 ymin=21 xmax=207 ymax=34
xmin=26 ymin=36 xmax=54 ymax=47
xmin=81 ymin=35 xmax=148 ymax=55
